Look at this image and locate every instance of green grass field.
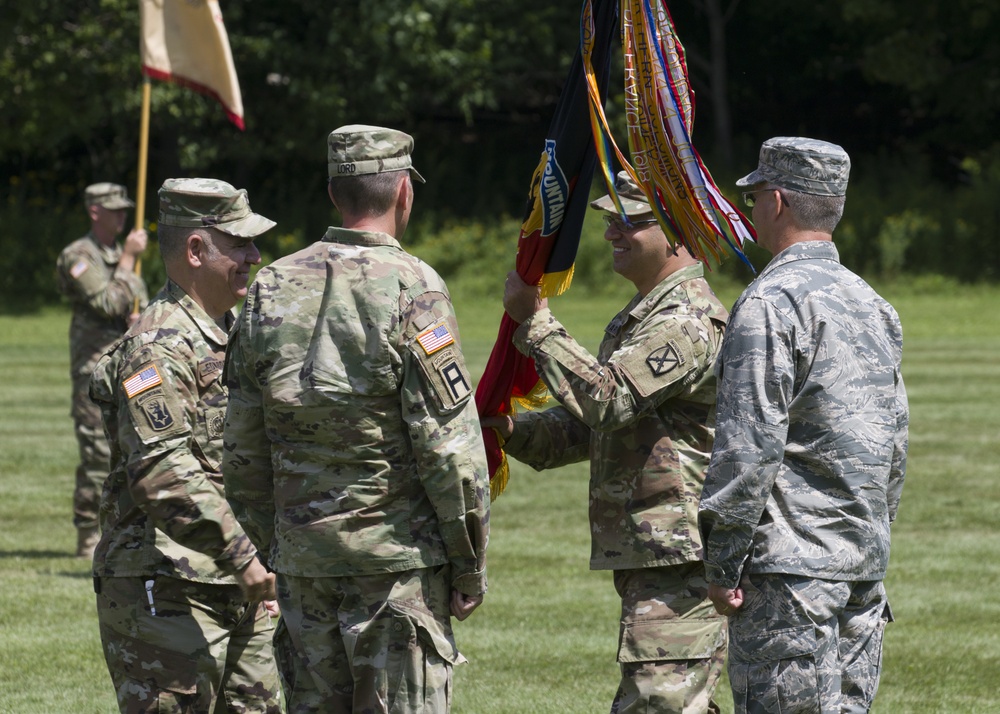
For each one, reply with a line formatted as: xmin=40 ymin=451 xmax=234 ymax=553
xmin=2 ymin=274 xmax=999 ymax=713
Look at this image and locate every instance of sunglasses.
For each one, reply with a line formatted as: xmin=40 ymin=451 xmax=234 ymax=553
xmin=742 ymin=188 xmax=788 ymax=208
xmin=603 ymin=215 xmax=659 ymax=232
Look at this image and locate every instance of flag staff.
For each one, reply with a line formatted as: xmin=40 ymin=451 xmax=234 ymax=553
xmin=135 ymin=76 xmax=151 ymax=233
xmin=132 ymin=75 xmax=152 ymax=314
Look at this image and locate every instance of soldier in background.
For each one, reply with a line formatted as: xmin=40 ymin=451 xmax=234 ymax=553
xmin=90 ymin=179 xmax=282 ymax=713
xmin=486 ymin=171 xmax=729 ymax=714
xmin=56 ymin=183 xmax=148 ymax=558
xmin=223 ymin=124 xmax=490 ymax=713
xmin=698 ymin=137 xmax=908 ymax=713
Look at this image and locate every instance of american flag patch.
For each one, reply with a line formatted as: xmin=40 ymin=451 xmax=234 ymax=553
xmin=416 ymin=325 xmax=455 ymax=355
xmin=70 ymin=260 xmax=89 ymax=279
xmin=123 ymin=365 xmax=162 ymax=399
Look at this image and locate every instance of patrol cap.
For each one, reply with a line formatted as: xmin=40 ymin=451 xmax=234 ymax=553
xmin=84 ymin=183 xmax=134 ymax=210
xmin=327 ymin=124 xmax=426 ymax=184
xmin=736 ymin=137 xmax=851 ymax=197
xmin=157 ymin=178 xmax=276 ymax=238
xmin=589 ymin=171 xmax=654 ymax=216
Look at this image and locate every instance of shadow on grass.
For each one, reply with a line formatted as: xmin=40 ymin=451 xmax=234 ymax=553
xmin=56 ymin=570 xmax=95 ymax=579
xmin=0 ymin=549 xmax=78 ymax=559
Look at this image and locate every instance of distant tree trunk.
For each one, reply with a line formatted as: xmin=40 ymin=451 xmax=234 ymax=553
xmin=685 ymin=0 xmax=742 ymax=168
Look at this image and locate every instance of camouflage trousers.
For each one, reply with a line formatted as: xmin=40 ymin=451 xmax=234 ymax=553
xmin=95 ymin=575 xmax=283 ymax=713
xmin=72 ymin=370 xmax=110 ymax=529
xmin=610 ymin=562 xmax=728 ymax=714
xmin=726 ymin=574 xmax=892 ymax=714
xmin=274 ymin=566 xmax=463 ymax=714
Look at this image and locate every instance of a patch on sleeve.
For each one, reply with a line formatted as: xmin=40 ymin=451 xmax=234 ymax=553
xmin=69 ymin=259 xmax=89 ymax=279
xmin=618 ymin=337 xmax=695 ymax=399
xmin=435 ymin=351 xmax=472 ymax=404
xmin=122 ymin=361 xmax=189 ymax=442
xmin=415 ymin=324 xmax=455 ymax=355
xmin=133 ymin=391 xmax=177 ymax=432
xmin=407 ymin=334 xmax=473 ymax=414
xmin=647 ymin=344 xmax=682 ymax=376
xmin=123 ymin=365 xmax=163 ymax=398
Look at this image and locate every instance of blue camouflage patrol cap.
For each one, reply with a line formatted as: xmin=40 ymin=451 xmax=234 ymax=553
xmin=158 ymin=178 xmax=276 ymax=238
xmin=737 ymin=137 xmax=851 ymax=197
xmin=327 ymin=124 xmax=426 ymax=184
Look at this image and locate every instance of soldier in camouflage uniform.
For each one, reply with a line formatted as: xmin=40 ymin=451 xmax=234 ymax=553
xmin=223 ymin=125 xmax=490 ymax=714
xmin=90 ymin=178 xmax=283 ymax=713
xmin=488 ymin=171 xmax=729 ymax=714
xmin=56 ymin=183 xmax=149 ymax=558
xmin=698 ymin=138 xmax=909 ymax=713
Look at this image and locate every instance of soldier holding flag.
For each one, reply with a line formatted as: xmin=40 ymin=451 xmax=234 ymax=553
xmin=487 ymin=172 xmax=729 ymax=714
xmin=56 ymin=183 xmax=148 ymax=558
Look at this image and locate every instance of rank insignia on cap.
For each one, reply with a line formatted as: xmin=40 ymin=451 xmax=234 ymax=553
xmin=416 ymin=325 xmax=455 ymax=355
xmin=123 ymin=365 xmax=163 ymax=399
xmin=70 ymin=260 xmax=89 ymax=279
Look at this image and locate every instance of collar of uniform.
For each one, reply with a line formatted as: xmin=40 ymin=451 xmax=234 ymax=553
xmin=322 ymin=226 xmax=402 ymax=250
xmin=88 ymin=231 xmax=124 ymax=264
xmin=627 ymin=262 xmax=706 ymax=322
xmin=164 ymin=279 xmax=231 ymax=347
xmin=758 ymin=240 xmax=841 ymax=281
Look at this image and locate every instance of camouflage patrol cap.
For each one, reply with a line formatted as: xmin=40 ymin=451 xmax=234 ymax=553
xmin=327 ymin=124 xmax=426 ymax=184
xmin=590 ymin=171 xmax=652 ymax=216
xmin=737 ymin=137 xmax=851 ymax=196
xmin=84 ymin=183 xmax=134 ymax=210
xmin=158 ymin=178 xmax=275 ymax=238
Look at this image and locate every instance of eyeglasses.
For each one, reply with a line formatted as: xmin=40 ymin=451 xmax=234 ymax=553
xmin=742 ymin=189 xmax=770 ymax=208
xmin=742 ymin=188 xmax=788 ymax=208
xmin=603 ymin=215 xmax=659 ymax=232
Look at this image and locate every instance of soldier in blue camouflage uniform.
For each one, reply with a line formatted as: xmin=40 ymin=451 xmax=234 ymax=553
xmin=90 ymin=179 xmax=283 ymax=713
xmin=57 ymin=183 xmax=149 ymax=557
xmin=488 ymin=171 xmax=729 ymax=714
xmin=698 ymin=138 xmax=909 ymax=713
xmin=223 ymin=125 xmax=490 ymax=714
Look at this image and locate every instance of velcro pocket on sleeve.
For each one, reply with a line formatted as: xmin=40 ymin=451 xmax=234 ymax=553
xmin=406 ymin=340 xmax=473 ymax=414
xmin=617 ymin=336 xmax=695 ymax=399
xmin=126 ymin=383 xmax=190 ymax=444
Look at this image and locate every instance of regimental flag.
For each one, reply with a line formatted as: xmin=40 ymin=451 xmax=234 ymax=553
xmin=478 ymin=0 xmax=754 ymax=501
xmin=583 ymin=0 xmax=755 ymax=265
xmin=139 ymin=0 xmax=244 ymax=129
xmin=475 ymin=0 xmax=618 ymax=499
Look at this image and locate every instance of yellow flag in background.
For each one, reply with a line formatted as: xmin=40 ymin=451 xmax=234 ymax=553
xmin=139 ymin=0 xmax=244 ymax=129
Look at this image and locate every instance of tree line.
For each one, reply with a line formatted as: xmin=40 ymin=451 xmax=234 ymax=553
xmin=2 ymin=0 xmax=998 ymax=309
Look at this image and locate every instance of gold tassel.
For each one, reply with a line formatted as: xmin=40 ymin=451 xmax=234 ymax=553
xmin=539 ymin=265 xmax=575 ymax=299
xmin=490 ymin=452 xmax=510 ymax=501
xmin=512 ymin=379 xmax=550 ymax=411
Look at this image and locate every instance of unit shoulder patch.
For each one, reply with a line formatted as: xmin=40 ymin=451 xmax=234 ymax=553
xmin=647 ymin=344 xmax=681 ymax=376
xmin=122 ymin=361 xmax=189 ymax=443
xmin=407 ymin=332 xmax=472 ymax=414
xmin=617 ymin=337 xmax=695 ymax=399
xmin=135 ymin=391 xmax=176 ymax=431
